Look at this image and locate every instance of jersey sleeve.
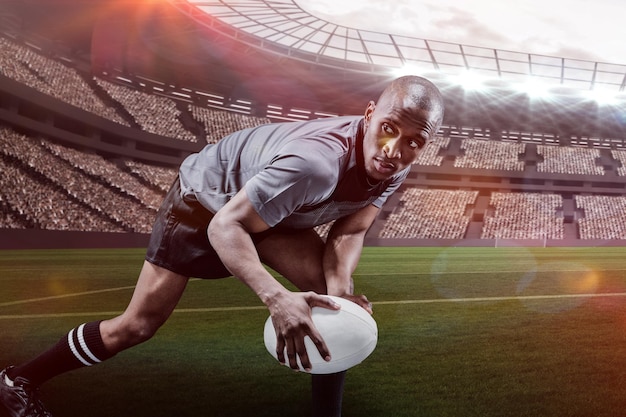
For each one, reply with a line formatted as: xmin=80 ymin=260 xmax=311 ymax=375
xmin=245 ymin=143 xmax=341 ymax=227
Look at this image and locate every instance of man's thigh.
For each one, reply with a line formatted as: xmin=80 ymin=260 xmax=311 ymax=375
xmin=254 ymin=228 xmax=326 ymax=293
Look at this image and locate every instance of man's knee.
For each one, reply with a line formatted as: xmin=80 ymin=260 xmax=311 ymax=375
xmin=101 ymin=315 xmax=163 ymax=352
xmin=125 ymin=318 xmax=160 ymax=344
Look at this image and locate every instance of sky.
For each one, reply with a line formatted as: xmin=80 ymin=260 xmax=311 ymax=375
xmin=296 ymin=0 xmax=626 ymax=66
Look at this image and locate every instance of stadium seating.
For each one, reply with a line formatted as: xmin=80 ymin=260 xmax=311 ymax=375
xmin=189 ymin=105 xmax=271 ymax=143
xmin=41 ymin=141 xmax=164 ymax=210
xmin=611 ymin=149 xmax=626 ymax=176
xmin=0 ymin=191 xmax=29 ymax=229
xmin=0 ymin=151 xmax=124 ymax=232
xmin=3 ymin=34 xmax=626 ymax=244
xmin=576 ymin=195 xmax=626 ymax=239
xmin=537 ymin=145 xmax=604 ymax=175
xmin=454 ymin=138 xmax=525 ymax=171
xmin=413 ymin=137 xmax=449 ymax=166
xmin=0 ymin=37 xmax=130 ymax=127
xmin=96 ymin=79 xmax=198 ymax=142
xmin=378 ymin=189 xmax=477 ymax=239
xmin=124 ymin=161 xmax=178 ymax=193
xmin=481 ymin=192 xmax=564 ymax=239
xmin=0 ymin=127 xmax=157 ymax=233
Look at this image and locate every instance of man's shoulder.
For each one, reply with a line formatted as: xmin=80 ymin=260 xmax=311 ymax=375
xmin=277 ymin=115 xmax=362 ymax=137
xmin=290 ymin=115 xmax=363 ymax=151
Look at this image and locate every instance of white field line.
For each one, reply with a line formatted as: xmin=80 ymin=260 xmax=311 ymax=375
xmin=373 ymin=292 xmax=626 ymax=305
xmin=0 ymin=286 xmax=138 ymax=308
xmin=1 ymin=291 xmax=626 ymax=320
xmin=0 ymin=278 xmax=203 ymax=308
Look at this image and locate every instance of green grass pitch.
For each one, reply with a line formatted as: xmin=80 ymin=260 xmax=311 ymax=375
xmin=2 ymin=246 xmax=626 ymax=417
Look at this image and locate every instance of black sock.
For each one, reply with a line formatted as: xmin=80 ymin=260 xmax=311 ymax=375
xmin=7 ymin=320 xmax=115 ymax=387
xmin=311 ymin=371 xmax=346 ymax=417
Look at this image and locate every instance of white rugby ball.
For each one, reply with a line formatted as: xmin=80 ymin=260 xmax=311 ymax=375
xmin=263 ymin=295 xmax=378 ymax=374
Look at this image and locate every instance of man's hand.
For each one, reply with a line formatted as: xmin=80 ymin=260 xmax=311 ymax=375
xmin=268 ymin=291 xmax=341 ymax=371
xmin=337 ymin=293 xmax=373 ymax=315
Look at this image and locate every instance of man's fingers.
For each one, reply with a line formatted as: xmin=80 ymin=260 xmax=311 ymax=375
xmin=285 ymin=338 xmax=300 ymax=370
xmin=276 ymin=335 xmax=286 ymax=364
xmin=308 ymin=330 xmax=331 ymax=363
xmin=276 ymin=331 xmax=331 ymax=371
xmin=308 ymin=293 xmax=341 ymax=311
xmin=295 ymin=337 xmax=312 ymax=371
xmin=341 ymin=293 xmax=373 ymax=315
xmin=270 ymin=292 xmax=341 ymax=371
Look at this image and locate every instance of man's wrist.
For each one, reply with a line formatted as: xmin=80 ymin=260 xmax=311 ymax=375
xmin=258 ymin=285 xmax=289 ymax=307
xmin=326 ymin=278 xmax=352 ymax=296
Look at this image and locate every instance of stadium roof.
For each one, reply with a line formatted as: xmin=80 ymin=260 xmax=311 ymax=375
xmin=179 ymin=0 xmax=626 ymax=95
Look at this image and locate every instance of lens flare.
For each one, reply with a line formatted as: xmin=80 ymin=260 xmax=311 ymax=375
xmin=516 ymin=261 xmax=599 ymax=314
xmin=431 ymin=243 xmax=538 ymax=301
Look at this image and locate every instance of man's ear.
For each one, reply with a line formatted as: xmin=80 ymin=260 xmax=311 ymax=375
xmin=364 ymin=101 xmax=375 ymax=126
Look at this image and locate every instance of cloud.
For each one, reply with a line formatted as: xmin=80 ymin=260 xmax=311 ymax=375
xmin=297 ymin=0 xmax=393 ymax=25
xmin=296 ymin=0 xmax=626 ymax=64
xmin=426 ymin=6 xmax=514 ymax=49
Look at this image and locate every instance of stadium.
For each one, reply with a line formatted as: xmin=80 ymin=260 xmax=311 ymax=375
xmin=2 ymin=1 xmax=626 ymax=417
xmin=2 ymin=0 xmax=626 ymax=248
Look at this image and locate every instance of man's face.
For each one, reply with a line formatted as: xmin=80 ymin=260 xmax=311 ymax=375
xmin=362 ymin=90 xmax=440 ymax=182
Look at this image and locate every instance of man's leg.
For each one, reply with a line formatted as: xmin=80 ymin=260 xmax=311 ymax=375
xmin=1 ymin=261 xmax=188 ymax=417
xmin=311 ymin=372 xmax=346 ymax=417
xmin=255 ymin=229 xmax=346 ymax=417
xmin=99 ymin=261 xmax=189 ymax=353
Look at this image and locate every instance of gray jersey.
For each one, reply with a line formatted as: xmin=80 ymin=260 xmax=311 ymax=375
xmin=179 ymin=116 xmax=408 ymax=229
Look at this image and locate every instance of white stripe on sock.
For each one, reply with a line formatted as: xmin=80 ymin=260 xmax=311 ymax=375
xmin=67 ymin=328 xmax=91 ymax=366
xmin=76 ymin=323 xmax=101 ymax=364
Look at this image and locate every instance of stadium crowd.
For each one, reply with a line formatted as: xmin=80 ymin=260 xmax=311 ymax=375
xmin=537 ymin=145 xmax=604 ymax=176
xmin=379 ymin=189 xmax=477 ymax=239
xmin=96 ymin=78 xmax=198 ymax=142
xmin=0 ymin=37 xmax=130 ymax=127
xmin=454 ymin=138 xmax=525 ymax=171
xmin=611 ymin=149 xmax=626 ymax=176
xmin=0 ymin=195 xmax=27 ymax=229
xmin=123 ymin=161 xmax=178 ymax=193
xmin=0 ymin=155 xmax=124 ymax=231
xmin=4 ymin=34 xmax=626 ymax=241
xmin=481 ymin=192 xmax=564 ymax=240
xmin=413 ymin=136 xmax=449 ymax=166
xmin=576 ymin=195 xmax=626 ymax=239
xmin=0 ymin=34 xmax=613 ymax=176
xmin=0 ymin=127 xmax=157 ymax=233
xmin=3 ymin=118 xmax=626 ymax=240
xmin=189 ymin=105 xmax=272 ymax=143
xmin=42 ymin=141 xmax=164 ymax=210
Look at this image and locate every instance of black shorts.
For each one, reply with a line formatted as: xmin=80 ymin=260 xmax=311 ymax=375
xmin=145 ymin=178 xmax=232 ymax=279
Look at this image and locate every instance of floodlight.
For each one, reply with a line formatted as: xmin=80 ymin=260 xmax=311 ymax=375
xmin=584 ymin=88 xmax=620 ymax=106
xmin=515 ymin=77 xmax=552 ymax=99
xmin=391 ymin=64 xmax=424 ymax=78
xmin=451 ymin=70 xmax=487 ymax=92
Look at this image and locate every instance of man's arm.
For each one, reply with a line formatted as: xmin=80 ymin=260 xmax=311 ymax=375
xmin=323 ymin=204 xmax=381 ymax=313
xmin=207 ymin=187 xmax=340 ymax=371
